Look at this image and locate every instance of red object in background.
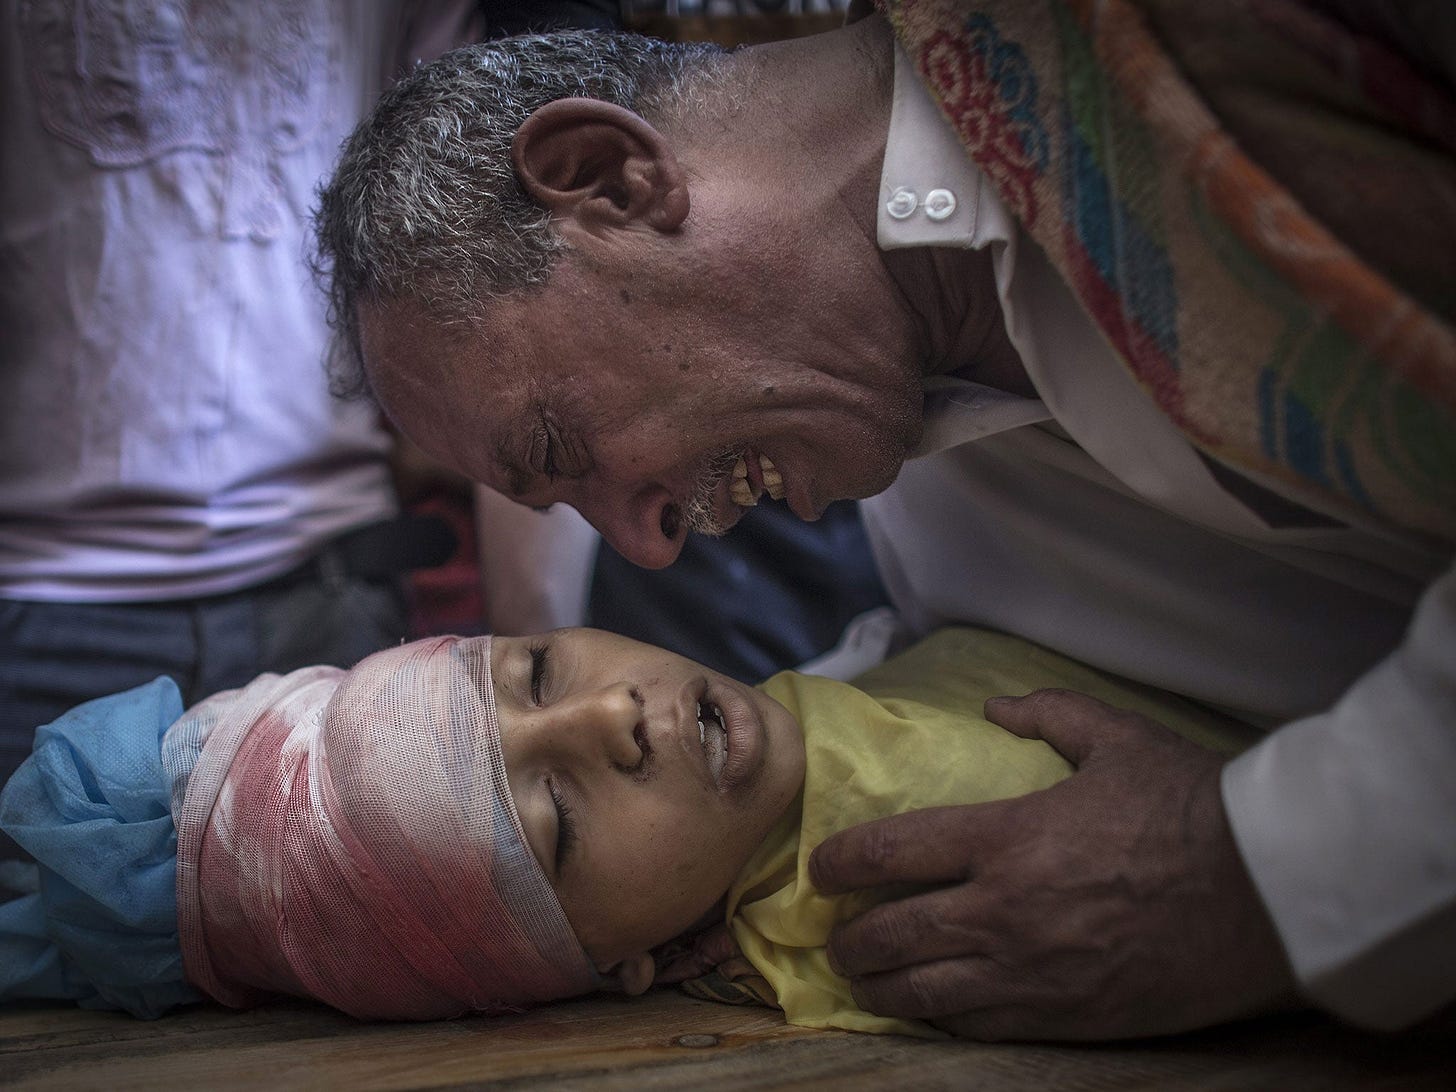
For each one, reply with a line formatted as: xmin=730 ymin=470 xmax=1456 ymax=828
xmin=406 ymin=492 xmax=486 ymax=638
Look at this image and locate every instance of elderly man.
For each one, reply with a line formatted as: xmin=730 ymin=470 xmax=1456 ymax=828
xmin=315 ymin=2 xmax=1456 ymax=1040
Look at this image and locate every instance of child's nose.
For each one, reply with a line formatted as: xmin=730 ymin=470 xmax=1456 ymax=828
xmin=549 ymin=684 xmax=645 ymax=769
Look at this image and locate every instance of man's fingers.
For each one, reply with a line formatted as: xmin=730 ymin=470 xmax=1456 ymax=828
xmin=653 ymin=924 xmax=737 ymax=984
xmin=850 ymin=957 xmax=1086 ymax=1042
xmin=931 ymin=1005 xmax=1058 ymax=1043
xmin=809 ymin=805 xmax=987 ymax=895
xmin=825 ymin=882 xmax=996 ymax=978
xmin=983 ymin=688 xmax=1131 ymax=765
xmin=848 ymin=953 xmax=1008 ymax=1023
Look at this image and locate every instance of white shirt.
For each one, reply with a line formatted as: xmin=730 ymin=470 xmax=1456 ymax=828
xmin=0 ymin=0 xmax=400 ymax=602
xmin=861 ymin=43 xmax=1456 ymax=1028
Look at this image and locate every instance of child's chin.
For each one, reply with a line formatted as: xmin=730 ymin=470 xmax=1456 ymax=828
xmin=764 ymin=701 xmax=808 ymax=780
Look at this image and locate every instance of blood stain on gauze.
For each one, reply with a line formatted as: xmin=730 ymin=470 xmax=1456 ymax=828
xmin=168 ymin=636 xmax=598 ymax=1020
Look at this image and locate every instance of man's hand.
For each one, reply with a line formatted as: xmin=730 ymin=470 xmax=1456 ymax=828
xmin=808 ymin=689 xmax=1298 ymax=1041
xmin=653 ymin=923 xmax=739 ymax=985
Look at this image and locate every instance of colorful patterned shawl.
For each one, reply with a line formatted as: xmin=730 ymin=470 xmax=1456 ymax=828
xmin=882 ymin=0 xmax=1456 ymax=543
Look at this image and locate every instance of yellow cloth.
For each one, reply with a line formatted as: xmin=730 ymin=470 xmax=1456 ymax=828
xmin=727 ymin=627 xmax=1260 ymax=1037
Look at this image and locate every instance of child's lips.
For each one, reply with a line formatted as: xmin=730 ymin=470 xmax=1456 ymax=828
xmin=680 ymin=682 xmax=765 ymax=793
xmin=712 ymin=684 xmax=764 ymax=793
xmin=696 ymin=699 xmax=728 ymax=785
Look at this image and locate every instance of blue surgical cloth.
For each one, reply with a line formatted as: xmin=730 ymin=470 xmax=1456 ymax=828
xmin=0 ymin=678 xmax=202 ymax=1018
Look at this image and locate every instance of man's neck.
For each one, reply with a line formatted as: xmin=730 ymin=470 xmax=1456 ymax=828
xmin=881 ymin=241 xmax=1033 ymax=395
xmin=701 ymin=14 xmax=896 ymax=226
xmin=664 ymin=15 xmax=1030 ymax=399
xmin=739 ymin=16 xmax=1033 ymax=397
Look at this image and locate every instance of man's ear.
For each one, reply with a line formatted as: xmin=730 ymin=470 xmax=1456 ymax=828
xmin=601 ymin=951 xmax=657 ymax=997
xmin=512 ymin=98 xmax=689 ymax=235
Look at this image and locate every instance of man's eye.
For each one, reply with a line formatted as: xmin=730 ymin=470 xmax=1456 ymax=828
xmin=530 ymin=418 xmax=561 ymax=482
xmin=529 ymin=641 xmax=550 ymax=705
xmin=529 ymin=413 xmax=593 ymax=486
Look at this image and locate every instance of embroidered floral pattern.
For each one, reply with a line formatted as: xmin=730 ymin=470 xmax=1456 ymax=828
xmin=886 ymin=0 xmax=1456 ymax=540
xmin=916 ymin=14 xmax=1048 ymax=226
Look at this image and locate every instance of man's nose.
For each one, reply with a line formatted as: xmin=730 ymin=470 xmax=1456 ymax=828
xmin=536 ymin=684 xmax=645 ymax=769
xmin=574 ymin=485 xmax=686 ymax=570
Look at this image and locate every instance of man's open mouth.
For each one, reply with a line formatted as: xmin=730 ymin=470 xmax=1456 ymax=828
xmin=729 ymin=451 xmax=785 ymax=507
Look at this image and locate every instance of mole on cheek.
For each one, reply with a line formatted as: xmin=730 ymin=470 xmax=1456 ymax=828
xmin=620 ymin=288 xmax=633 ymax=304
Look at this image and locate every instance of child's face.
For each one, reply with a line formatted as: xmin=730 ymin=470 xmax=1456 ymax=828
xmin=491 ymin=627 xmax=806 ymax=974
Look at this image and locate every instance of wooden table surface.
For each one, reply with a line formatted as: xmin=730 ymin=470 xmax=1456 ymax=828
xmin=3 ymin=989 xmax=1453 ymax=1090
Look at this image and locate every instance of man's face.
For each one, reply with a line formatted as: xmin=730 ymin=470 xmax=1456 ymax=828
xmin=360 ymin=246 xmax=924 ymax=568
xmin=490 ymin=627 xmax=806 ymax=969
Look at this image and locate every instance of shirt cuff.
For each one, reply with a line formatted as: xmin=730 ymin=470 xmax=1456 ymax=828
xmin=1221 ymin=561 xmax=1456 ymax=1029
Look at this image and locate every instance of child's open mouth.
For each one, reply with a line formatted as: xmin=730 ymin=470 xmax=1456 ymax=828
xmin=696 ymin=700 xmax=728 ymax=785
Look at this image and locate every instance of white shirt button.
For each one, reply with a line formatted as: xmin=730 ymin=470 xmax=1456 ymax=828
xmin=923 ymin=188 xmax=957 ymax=221
xmin=886 ymin=187 xmax=918 ymax=220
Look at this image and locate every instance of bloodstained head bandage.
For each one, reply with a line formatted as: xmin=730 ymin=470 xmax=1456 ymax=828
xmin=167 ymin=636 xmax=599 ymax=1020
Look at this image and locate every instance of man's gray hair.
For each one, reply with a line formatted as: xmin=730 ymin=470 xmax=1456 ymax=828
xmin=314 ymin=30 xmax=728 ymax=398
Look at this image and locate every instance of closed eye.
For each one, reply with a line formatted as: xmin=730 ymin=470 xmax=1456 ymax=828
xmin=528 ymin=409 xmax=594 ymax=485
xmin=548 ymin=777 xmax=577 ymax=868
xmin=531 ymin=416 xmax=562 ymax=482
xmin=529 ymin=641 xmax=550 ymax=705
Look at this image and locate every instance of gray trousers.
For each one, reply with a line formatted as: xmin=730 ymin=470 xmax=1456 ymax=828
xmin=0 ymin=560 xmax=407 ymax=859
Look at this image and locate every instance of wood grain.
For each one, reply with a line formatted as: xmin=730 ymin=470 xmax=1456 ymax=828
xmin=3 ymin=990 xmax=1453 ymax=1090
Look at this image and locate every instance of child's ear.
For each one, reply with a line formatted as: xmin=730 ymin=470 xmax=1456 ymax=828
xmin=602 ymin=951 xmax=657 ymax=997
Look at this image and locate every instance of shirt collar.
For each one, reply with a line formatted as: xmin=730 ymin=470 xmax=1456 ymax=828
xmin=878 ymin=42 xmax=1009 ymax=251
xmin=878 ymin=42 xmax=1050 ymax=453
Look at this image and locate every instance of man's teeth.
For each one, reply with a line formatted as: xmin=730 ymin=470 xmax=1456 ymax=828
xmin=730 ymin=458 xmax=755 ymax=507
xmin=760 ymin=456 xmax=785 ymax=500
xmin=730 ymin=454 xmax=786 ymax=507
